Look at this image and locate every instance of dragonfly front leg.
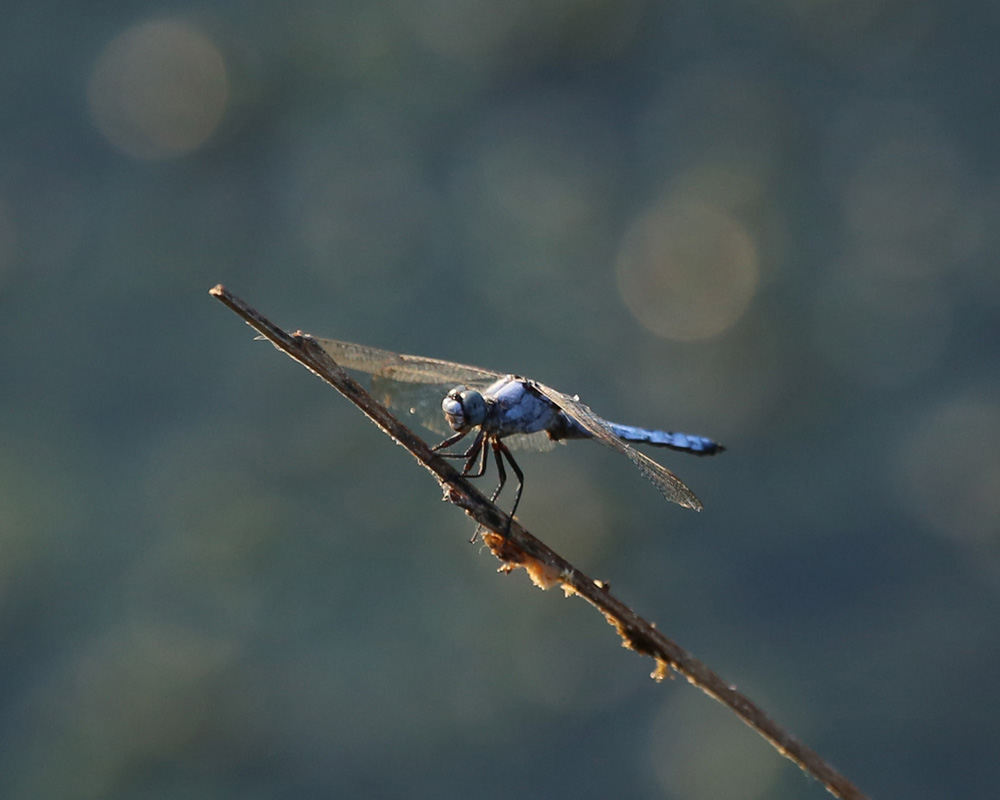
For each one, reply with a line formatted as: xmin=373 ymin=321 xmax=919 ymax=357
xmin=432 ymin=429 xmax=470 ymax=453
xmin=434 ymin=429 xmax=490 ymax=477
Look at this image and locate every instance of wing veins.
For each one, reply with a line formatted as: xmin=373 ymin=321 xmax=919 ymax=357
xmin=314 ymin=338 xmax=502 ymax=386
xmin=530 ymin=382 xmax=704 ymax=511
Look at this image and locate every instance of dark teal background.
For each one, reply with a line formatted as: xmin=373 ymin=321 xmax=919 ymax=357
xmin=2 ymin=2 xmax=999 ymax=798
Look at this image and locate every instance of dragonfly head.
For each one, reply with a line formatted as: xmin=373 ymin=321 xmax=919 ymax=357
xmin=442 ymin=386 xmax=487 ymax=431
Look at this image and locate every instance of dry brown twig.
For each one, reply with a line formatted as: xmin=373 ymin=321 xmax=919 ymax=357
xmin=210 ymin=284 xmax=870 ymax=800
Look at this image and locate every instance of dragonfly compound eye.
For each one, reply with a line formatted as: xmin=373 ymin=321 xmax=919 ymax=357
xmin=440 ymin=386 xmax=468 ymax=430
xmin=458 ymin=389 xmax=487 ymax=426
xmin=442 ymin=386 xmax=487 ymax=430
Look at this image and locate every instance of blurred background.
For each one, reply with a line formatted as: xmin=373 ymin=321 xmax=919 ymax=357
xmin=2 ymin=1 xmax=999 ymax=798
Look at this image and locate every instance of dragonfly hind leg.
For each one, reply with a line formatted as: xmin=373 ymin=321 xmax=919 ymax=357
xmin=490 ymin=439 xmax=525 ymax=520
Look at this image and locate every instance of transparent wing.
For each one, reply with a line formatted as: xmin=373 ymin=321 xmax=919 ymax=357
xmin=529 ymin=381 xmax=704 ymax=511
xmin=499 ymin=429 xmax=560 ymax=452
xmin=313 ymin=338 xmax=557 ymax=449
xmin=368 ymin=375 xmax=455 ymax=438
xmin=314 ymin=337 xmax=503 ymax=437
xmin=314 ymin=338 xmax=502 ymax=385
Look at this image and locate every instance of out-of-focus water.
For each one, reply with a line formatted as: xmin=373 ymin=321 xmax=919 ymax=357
xmin=1 ymin=3 xmax=998 ymax=798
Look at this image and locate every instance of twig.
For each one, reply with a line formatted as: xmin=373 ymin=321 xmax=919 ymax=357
xmin=209 ymin=284 xmax=870 ymax=800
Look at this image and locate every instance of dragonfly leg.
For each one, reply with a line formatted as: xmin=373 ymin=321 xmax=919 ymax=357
xmin=435 ymin=430 xmax=491 ymax=477
xmin=462 ymin=431 xmax=489 ymax=478
xmin=493 ymin=439 xmax=525 ymax=520
xmin=431 ymin=429 xmax=470 ymax=452
xmin=490 ymin=440 xmax=507 ymax=505
xmin=461 ymin=433 xmax=491 ymax=544
xmin=434 ymin=430 xmax=489 ymax=476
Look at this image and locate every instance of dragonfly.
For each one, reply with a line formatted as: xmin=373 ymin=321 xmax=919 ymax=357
xmin=316 ymin=337 xmax=724 ymax=517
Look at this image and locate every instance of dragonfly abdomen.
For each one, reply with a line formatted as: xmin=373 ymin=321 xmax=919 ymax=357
xmin=548 ymin=413 xmax=723 ymax=455
xmin=610 ymin=423 xmax=724 ymax=455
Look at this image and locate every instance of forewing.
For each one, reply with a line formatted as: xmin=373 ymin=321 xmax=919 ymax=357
xmin=369 ymin=375 xmax=454 ymax=437
xmin=530 ymin=382 xmax=704 ymax=511
xmin=314 ymin=338 xmax=502 ymax=385
xmin=314 ymin=338 xmax=502 ymax=438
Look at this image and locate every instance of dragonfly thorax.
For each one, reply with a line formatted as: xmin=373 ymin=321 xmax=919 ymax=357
xmin=442 ymin=386 xmax=488 ymax=431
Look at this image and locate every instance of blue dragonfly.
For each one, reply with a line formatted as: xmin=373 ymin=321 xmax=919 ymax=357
xmin=316 ymin=337 xmax=724 ymax=517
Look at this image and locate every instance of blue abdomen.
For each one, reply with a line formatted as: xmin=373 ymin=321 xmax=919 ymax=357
xmin=609 ymin=423 xmax=724 ymax=455
xmin=552 ymin=413 xmax=724 ymax=455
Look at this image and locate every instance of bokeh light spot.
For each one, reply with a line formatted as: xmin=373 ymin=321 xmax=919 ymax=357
xmin=87 ymin=19 xmax=229 ymax=160
xmin=616 ymin=202 xmax=759 ymax=340
xmin=896 ymin=398 xmax=1000 ymax=548
xmin=843 ymin=138 xmax=963 ymax=252
xmin=813 ymin=245 xmax=953 ymax=387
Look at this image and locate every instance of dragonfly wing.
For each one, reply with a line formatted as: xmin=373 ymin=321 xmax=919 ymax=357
xmin=530 ymin=381 xmax=704 ymax=511
xmin=314 ymin=338 xmax=504 ymax=438
xmin=501 ymin=430 xmax=560 ymax=452
xmin=369 ymin=375 xmax=453 ymax=437
xmin=314 ymin=338 xmax=502 ymax=385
